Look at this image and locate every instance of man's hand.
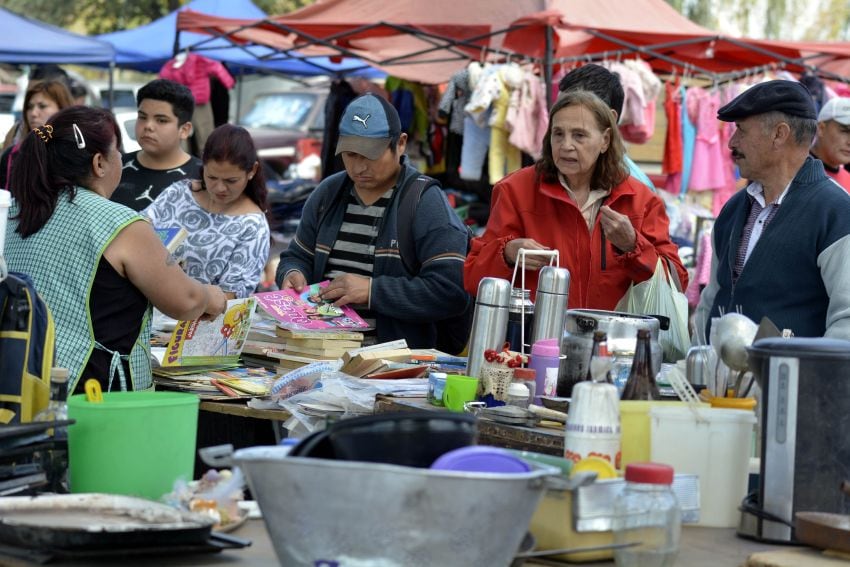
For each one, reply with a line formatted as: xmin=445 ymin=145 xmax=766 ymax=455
xmin=504 ymin=238 xmax=551 ymax=269
xmin=599 ymin=206 xmax=636 ymax=253
xmin=321 ymin=274 xmax=371 ymax=307
xmin=281 ymin=270 xmax=307 ymax=292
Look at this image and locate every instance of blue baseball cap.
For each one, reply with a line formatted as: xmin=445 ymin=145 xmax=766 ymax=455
xmin=336 ymin=94 xmax=401 ymax=160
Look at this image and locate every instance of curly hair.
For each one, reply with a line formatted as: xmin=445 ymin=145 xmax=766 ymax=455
xmin=535 ymin=90 xmax=628 ymax=189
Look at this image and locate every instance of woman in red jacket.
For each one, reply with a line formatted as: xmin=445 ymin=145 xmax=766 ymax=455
xmin=464 ymin=90 xmax=687 ymax=309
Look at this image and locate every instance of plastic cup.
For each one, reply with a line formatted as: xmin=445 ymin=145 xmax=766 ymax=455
xmin=442 ymin=374 xmax=479 ymax=412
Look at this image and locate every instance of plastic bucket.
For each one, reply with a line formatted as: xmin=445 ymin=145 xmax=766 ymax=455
xmin=620 ymin=400 xmax=710 ymax=468
xmin=649 ymin=406 xmax=755 ymax=527
xmin=67 ymin=391 xmax=199 ymax=500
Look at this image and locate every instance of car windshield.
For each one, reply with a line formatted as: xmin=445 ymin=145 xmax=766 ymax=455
xmin=240 ymin=92 xmax=317 ymax=129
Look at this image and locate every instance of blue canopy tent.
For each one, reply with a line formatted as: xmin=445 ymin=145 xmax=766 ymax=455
xmin=0 ymin=7 xmax=114 ymax=64
xmin=97 ymin=0 xmax=379 ymax=77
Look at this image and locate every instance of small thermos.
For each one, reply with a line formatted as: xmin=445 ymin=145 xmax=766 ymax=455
xmin=530 ymin=266 xmax=570 ymax=347
xmin=505 ymin=288 xmax=534 ymax=353
xmin=465 ymin=278 xmax=511 ymax=380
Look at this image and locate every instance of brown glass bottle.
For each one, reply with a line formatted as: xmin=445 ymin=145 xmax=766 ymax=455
xmin=585 ymin=331 xmax=612 ymax=383
xmin=621 ymin=329 xmax=660 ymax=400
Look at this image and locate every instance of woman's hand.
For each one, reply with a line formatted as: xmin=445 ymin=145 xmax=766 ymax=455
xmin=200 ymin=285 xmax=228 ymax=320
xmin=599 ymin=206 xmax=636 ymax=253
xmin=504 ymin=238 xmax=551 ymax=269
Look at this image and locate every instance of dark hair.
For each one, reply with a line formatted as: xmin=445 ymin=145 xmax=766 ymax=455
xmin=11 ymin=106 xmax=121 ymax=237
xmin=558 ymin=64 xmax=625 ymax=118
xmin=136 ymin=79 xmax=195 ymax=125
xmin=28 ymin=64 xmax=68 ymax=83
xmin=22 ymin=80 xmax=74 ymax=131
xmin=198 ymin=124 xmax=267 ymax=211
xmin=535 ymin=90 xmax=628 ymax=189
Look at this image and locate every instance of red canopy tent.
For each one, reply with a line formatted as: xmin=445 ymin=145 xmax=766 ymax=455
xmin=174 ymin=0 xmax=850 ymax=87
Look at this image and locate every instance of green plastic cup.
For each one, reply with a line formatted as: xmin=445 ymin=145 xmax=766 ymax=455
xmin=442 ymin=374 xmax=479 ymax=412
xmin=67 ymin=391 xmax=199 ymax=500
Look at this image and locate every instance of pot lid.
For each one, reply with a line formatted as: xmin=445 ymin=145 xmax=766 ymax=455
xmin=747 ymin=337 xmax=850 ymax=360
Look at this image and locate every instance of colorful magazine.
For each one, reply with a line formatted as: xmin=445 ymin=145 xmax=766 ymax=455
xmin=254 ymin=281 xmax=370 ymax=332
xmin=163 ymin=298 xmax=256 ymax=366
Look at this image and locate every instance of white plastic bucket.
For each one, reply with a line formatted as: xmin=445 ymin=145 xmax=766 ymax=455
xmin=649 ymin=406 xmax=756 ymax=527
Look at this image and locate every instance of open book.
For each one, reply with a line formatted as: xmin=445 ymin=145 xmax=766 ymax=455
xmin=254 ymin=281 xmax=370 ymax=332
xmin=162 ymin=297 xmax=256 ymax=366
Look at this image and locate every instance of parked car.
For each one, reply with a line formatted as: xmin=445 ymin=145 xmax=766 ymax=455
xmin=114 ymin=110 xmax=141 ymax=154
xmin=88 ymin=81 xmax=142 ymax=113
xmin=238 ymin=88 xmax=326 ymax=179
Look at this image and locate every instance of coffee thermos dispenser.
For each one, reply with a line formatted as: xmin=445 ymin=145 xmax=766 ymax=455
xmin=465 ymin=278 xmax=511 ymax=380
xmin=742 ymin=337 xmax=850 ymax=542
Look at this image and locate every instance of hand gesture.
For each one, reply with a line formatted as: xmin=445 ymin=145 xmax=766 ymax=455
xmin=281 ymin=270 xmax=307 ymax=292
xmin=504 ymin=238 xmax=551 ymax=270
xmin=599 ymin=206 xmax=636 ymax=253
xmin=321 ymin=274 xmax=370 ymax=307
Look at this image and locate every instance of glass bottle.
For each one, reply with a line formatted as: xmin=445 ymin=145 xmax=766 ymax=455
xmin=33 ymin=368 xmax=69 ymax=436
xmin=33 ymin=367 xmax=70 ymax=492
xmin=511 ymin=367 xmax=536 ymax=406
xmin=585 ymin=330 xmax=612 ymax=383
xmin=621 ymin=329 xmax=660 ymax=400
xmin=613 ymin=462 xmax=681 ymax=567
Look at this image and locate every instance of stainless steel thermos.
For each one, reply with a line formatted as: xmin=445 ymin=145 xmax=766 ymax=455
xmin=465 ymin=277 xmax=511 ymax=380
xmin=530 ymin=266 xmax=570 ymax=346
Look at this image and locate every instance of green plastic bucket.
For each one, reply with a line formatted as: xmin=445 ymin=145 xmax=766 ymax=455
xmin=67 ymin=391 xmax=199 ymax=500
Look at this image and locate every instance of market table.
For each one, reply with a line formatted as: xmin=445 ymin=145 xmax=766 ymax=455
xmin=0 ymin=518 xmax=825 ymax=566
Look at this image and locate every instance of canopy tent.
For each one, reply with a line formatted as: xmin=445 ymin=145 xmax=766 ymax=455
xmin=0 ymin=7 xmax=114 ymax=64
xmin=97 ymin=0 xmax=379 ymax=77
xmin=174 ymin=0 xmax=850 ymax=86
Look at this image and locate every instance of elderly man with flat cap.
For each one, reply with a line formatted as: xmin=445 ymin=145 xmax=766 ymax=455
xmin=696 ymin=80 xmax=850 ymax=340
xmin=276 ymin=94 xmax=470 ymax=349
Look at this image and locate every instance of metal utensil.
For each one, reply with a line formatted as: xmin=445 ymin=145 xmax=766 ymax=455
xmin=715 ymin=313 xmax=757 ymax=395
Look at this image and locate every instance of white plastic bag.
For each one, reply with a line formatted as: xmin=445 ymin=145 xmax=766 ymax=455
xmin=615 ymin=258 xmax=690 ymax=362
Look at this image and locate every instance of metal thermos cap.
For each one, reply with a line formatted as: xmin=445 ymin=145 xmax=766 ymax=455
xmin=537 ymin=266 xmax=570 ymax=295
xmin=476 ymin=277 xmax=511 ymax=307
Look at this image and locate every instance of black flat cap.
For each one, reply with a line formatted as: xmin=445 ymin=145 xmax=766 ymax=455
xmin=717 ymin=80 xmax=817 ymax=122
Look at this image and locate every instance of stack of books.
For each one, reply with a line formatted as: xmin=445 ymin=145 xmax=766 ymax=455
xmin=252 ymin=282 xmax=371 ymax=371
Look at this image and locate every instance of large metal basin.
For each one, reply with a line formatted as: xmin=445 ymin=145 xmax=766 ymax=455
xmin=234 ymin=446 xmax=559 ymax=567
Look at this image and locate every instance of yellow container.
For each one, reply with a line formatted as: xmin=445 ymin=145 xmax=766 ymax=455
xmin=530 ymin=485 xmax=615 ymax=562
xmin=709 ymin=396 xmax=757 ymax=410
xmin=620 ymin=400 xmax=710 ymax=469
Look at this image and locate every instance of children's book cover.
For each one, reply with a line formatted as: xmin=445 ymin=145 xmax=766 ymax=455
xmin=163 ymin=298 xmax=256 ymax=366
xmin=254 ymin=281 xmax=370 ymax=332
xmin=154 ymin=226 xmax=189 ymax=253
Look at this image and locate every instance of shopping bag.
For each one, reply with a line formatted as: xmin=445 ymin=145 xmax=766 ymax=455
xmin=615 ymin=258 xmax=690 ymax=362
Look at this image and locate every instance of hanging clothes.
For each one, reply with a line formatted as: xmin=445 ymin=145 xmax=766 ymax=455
xmin=488 ymin=64 xmax=523 ymax=183
xmin=661 ymin=80 xmax=683 ymax=181
xmin=678 ymin=85 xmax=697 ymax=197
xmin=506 ymin=69 xmax=548 ymax=160
xmin=159 ymin=53 xmax=234 ymax=153
xmin=686 ymin=87 xmax=726 ymax=191
xmin=320 ymin=79 xmax=358 ymax=179
xmin=438 ymin=69 xmax=471 ymax=136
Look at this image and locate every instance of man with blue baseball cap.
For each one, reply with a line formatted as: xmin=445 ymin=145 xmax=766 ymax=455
xmin=277 ymin=94 xmax=471 ymax=348
xmin=695 ymin=80 xmax=850 ymax=341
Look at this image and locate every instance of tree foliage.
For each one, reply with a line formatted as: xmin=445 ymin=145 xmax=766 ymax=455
xmin=0 ymin=0 xmax=316 ymax=35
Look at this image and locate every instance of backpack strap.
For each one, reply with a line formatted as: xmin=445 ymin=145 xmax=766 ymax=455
xmin=396 ymin=175 xmax=440 ymax=275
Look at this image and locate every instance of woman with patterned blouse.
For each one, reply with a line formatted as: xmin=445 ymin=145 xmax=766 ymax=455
xmin=143 ymin=124 xmax=270 ymax=299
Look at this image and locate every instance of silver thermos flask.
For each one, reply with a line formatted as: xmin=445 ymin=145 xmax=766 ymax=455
xmin=530 ymin=266 xmax=570 ymax=347
xmin=465 ymin=277 xmax=511 ymax=380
